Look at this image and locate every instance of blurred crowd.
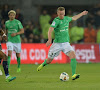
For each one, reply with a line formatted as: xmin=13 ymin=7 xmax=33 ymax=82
xmin=0 ymin=4 xmax=100 ymax=43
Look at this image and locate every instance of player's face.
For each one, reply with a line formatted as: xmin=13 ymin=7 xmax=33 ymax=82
xmin=9 ymin=13 xmax=16 ymax=20
xmin=57 ymin=10 xmax=65 ymax=19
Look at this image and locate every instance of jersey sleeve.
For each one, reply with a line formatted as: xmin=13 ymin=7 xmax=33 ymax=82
xmin=51 ymin=19 xmax=59 ymax=28
xmin=17 ymin=20 xmax=23 ymax=29
xmin=67 ymin=16 xmax=72 ymax=22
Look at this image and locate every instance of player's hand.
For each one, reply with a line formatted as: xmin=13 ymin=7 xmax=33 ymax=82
xmin=11 ymin=33 xmax=17 ymax=37
xmin=82 ymin=11 xmax=88 ymax=15
xmin=3 ymin=36 xmax=7 ymax=42
xmin=46 ymin=40 xmax=52 ymax=47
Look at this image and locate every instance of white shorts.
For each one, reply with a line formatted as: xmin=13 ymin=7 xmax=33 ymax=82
xmin=6 ymin=42 xmax=21 ymax=53
xmin=48 ymin=42 xmax=74 ymax=59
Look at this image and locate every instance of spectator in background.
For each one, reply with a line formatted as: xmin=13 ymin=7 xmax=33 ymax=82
xmin=67 ymin=9 xmax=73 ymax=26
xmin=84 ymin=23 xmax=97 ymax=43
xmin=94 ymin=10 xmax=100 ymax=29
xmin=90 ymin=3 xmax=100 ymax=16
xmin=1 ymin=19 xmax=5 ymax=29
xmin=15 ymin=9 xmax=23 ymax=23
xmin=33 ymin=23 xmax=41 ymax=43
xmin=24 ymin=25 xmax=35 ymax=43
xmin=39 ymin=10 xmax=51 ymax=42
xmin=28 ymin=33 xmax=34 ymax=43
xmin=1 ymin=4 xmax=9 ymax=21
xmin=0 ymin=19 xmax=1 ymax=29
xmin=23 ymin=37 xmax=28 ymax=43
xmin=24 ymin=24 xmax=40 ymax=43
xmin=25 ymin=21 xmax=32 ymax=29
xmin=50 ymin=10 xmax=57 ymax=23
xmin=42 ymin=23 xmax=55 ymax=42
xmin=69 ymin=22 xmax=84 ymax=43
xmin=96 ymin=27 xmax=100 ymax=43
xmin=25 ymin=25 xmax=34 ymax=39
xmin=85 ymin=13 xmax=94 ymax=26
xmin=67 ymin=9 xmax=73 ymax=17
xmin=40 ymin=10 xmax=51 ymax=29
xmin=51 ymin=10 xmax=57 ymax=19
xmin=33 ymin=22 xmax=41 ymax=37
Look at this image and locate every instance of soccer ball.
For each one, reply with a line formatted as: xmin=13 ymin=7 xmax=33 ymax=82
xmin=60 ymin=72 xmax=69 ymax=81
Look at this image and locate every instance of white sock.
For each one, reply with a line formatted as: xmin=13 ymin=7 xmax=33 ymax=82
xmin=6 ymin=75 xmax=10 ymax=79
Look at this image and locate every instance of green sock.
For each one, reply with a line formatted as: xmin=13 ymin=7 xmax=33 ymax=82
xmin=71 ymin=58 xmax=77 ymax=76
xmin=7 ymin=56 xmax=11 ymax=69
xmin=17 ymin=57 xmax=21 ymax=68
xmin=42 ymin=59 xmax=48 ymax=66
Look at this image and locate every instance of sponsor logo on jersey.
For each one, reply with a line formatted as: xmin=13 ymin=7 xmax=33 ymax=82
xmin=60 ymin=29 xmax=68 ymax=32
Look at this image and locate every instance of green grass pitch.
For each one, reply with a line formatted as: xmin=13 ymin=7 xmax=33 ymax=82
xmin=0 ymin=63 xmax=100 ymax=90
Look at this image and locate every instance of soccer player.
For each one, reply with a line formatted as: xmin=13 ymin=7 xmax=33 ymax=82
xmin=0 ymin=41 xmax=3 ymax=76
xmin=0 ymin=29 xmax=16 ymax=82
xmin=5 ymin=10 xmax=24 ymax=72
xmin=0 ymin=19 xmax=3 ymax=75
xmin=37 ymin=7 xmax=88 ymax=80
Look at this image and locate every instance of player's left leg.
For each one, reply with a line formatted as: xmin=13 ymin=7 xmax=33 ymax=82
xmin=14 ymin=43 xmax=21 ymax=72
xmin=68 ymin=51 xmax=80 ymax=80
xmin=16 ymin=53 xmax=21 ymax=72
xmin=0 ymin=50 xmax=16 ymax=82
xmin=63 ymin=42 xmax=80 ymax=80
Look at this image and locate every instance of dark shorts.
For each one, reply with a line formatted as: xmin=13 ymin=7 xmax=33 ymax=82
xmin=0 ymin=45 xmax=2 ymax=50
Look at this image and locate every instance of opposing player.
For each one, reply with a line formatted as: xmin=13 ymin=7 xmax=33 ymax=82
xmin=0 ymin=39 xmax=3 ymax=76
xmin=37 ymin=7 xmax=88 ymax=80
xmin=5 ymin=10 xmax=24 ymax=72
xmin=0 ymin=29 xmax=16 ymax=82
xmin=0 ymin=19 xmax=3 ymax=75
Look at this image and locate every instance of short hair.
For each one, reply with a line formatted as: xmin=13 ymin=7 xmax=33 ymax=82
xmin=57 ymin=7 xmax=65 ymax=12
xmin=8 ymin=10 xmax=16 ymax=15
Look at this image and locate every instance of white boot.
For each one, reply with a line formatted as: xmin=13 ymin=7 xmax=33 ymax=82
xmin=0 ymin=69 xmax=3 ymax=75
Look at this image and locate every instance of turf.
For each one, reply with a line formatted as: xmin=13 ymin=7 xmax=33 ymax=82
xmin=0 ymin=63 xmax=100 ymax=90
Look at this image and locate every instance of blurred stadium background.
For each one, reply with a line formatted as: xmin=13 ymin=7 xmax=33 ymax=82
xmin=0 ymin=0 xmax=100 ymax=89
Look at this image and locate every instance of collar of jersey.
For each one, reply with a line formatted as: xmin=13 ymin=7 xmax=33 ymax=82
xmin=9 ymin=19 xmax=15 ymax=22
xmin=57 ymin=16 xmax=65 ymax=20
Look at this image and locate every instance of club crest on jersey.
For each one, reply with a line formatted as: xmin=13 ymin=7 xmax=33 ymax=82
xmin=52 ymin=21 xmax=55 ymax=26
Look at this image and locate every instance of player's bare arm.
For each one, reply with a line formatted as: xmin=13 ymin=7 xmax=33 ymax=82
xmin=72 ymin=11 xmax=88 ymax=21
xmin=11 ymin=28 xmax=24 ymax=37
xmin=46 ymin=27 xmax=54 ymax=47
xmin=0 ymin=29 xmax=7 ymax=41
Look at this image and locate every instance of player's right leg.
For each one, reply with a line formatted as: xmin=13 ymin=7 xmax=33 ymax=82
xmin=6 ymin=42 xmax=13 ymax=70
xmin=37 ymin=58 xmax=53 ymax=71
xmin=7 ymin=50 xmax=12 ymax=70
xmin=37 ymin=43 xmax=61 ymax=71
xmin=0 ymin=58 xmax=3 ymax=75
xmin=0 ymin=50 xmax=16 ymax=82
